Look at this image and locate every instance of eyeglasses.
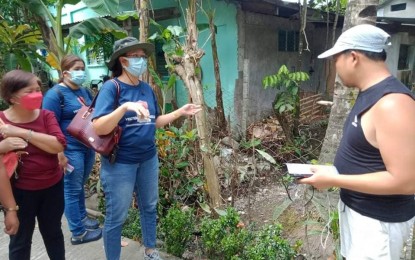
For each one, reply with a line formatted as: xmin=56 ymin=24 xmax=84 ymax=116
xmin=125 ymin=54 xmax=147 ymax=59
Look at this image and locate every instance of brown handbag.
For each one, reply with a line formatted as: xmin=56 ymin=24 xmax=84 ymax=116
xmin=67 ymin=80 xmax=121 ymax=160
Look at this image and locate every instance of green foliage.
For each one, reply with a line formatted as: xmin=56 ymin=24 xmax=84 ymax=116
xmin=0 ymin=0 xmax=28 ymax=24
xmin=255 ymin=149 xmax=276 ymax=164
xmin=0 ymin=100 xmax=9 ymax=111
xmin=81 ymin=32 xmax=115 ymax=64
xmin=121 ymin=207 xmax=142 ymax=241
xmin=149 ymin=20 xmax=184 ymax=59
xmin=82 ymin=0 xmax=119 ymax=16
xmin=69 ymin=18 xmax=127 ymax=40
xmin=200 ymin=208 xmax=296 ymax=259
xmin=0 ymin=21 xmax=44 ymax=71
xmin=240 ymin=138 xmax=261 ymax=149
xmin=262 ymin=65 xmax=309 ymax=115
xmin=309 ymin=0 xmax=348 ymax=14
xmin=157 ymin=125 xmax=205 ymax=208
xmin=159 ymin=206 xmax=195 ymax=257
xmin=17 ymin=0 xmax=125 ymax=65
xmin=242 ymin=224 xmax=296 ymax=260
xmin=148 ymin=66 xmax=176 ymax=114
xmin=200 ymin=208 xmax=253 ymax=259
xmin=304 ymin=193 xmax=340 ymax=258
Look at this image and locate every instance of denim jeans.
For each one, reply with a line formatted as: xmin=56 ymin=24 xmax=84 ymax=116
xmin=100 ymin=154 xmax=159 ymax=260
xmin=63 ymin=146 xmax=95 ymax=236
xmin=9 ymin=179 xmax=65 ymax=260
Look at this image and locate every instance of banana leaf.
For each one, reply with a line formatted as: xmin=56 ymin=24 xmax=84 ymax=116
xmin=81 ymin=0 xmax=119 ymax=17
xmin=68 ymin=17 xmax=127 ymax=39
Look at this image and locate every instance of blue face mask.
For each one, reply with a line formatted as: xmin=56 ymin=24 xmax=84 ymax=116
xmin=69 ymin=70 xmax=86 ymax=86
xmin=124 ymin=57 xmax=147 ymax=77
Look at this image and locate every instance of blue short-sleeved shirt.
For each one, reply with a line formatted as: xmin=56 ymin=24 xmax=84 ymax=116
xmin=42 ymin=84 xmax=93 ymax=148
xmin=92 ymin=78 xmax=160 ymax=164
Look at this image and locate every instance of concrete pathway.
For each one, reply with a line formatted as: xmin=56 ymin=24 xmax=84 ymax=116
xmin=0 ymin=213 xmax=179 ymax=260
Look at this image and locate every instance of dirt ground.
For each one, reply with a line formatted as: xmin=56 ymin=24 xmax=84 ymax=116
xmin=233 ymin=180 xmax=339 ymax=260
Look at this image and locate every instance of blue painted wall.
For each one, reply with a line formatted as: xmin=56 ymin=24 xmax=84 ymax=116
xmin=150 ymin=0 xmax=238 ymax=121
xmin=53 ymin=0 xmax=238 ymax=122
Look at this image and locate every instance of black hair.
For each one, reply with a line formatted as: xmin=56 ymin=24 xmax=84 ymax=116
xmin=111 ymin=57 xmax=123 ymax=78
xmin=344 ymin=49 xmax=387 ymax=61
xmin=0 ymin=70 xmax=41 ymax=105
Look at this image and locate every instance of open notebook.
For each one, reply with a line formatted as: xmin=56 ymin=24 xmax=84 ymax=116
xmin=285 ymin=163 xmax=339 ymax=178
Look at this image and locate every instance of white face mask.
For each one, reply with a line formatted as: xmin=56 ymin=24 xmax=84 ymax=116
xmin=68 ymin=70 xmax=86 ymax=86
xmin=123 ymin=57 xmax=147 ymax=77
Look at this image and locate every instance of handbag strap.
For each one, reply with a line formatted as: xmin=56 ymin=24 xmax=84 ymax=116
xmin=88 ymin=79 xmax=120 ymax=110
xmin=110 ymin=79 xmax=121 ymax=110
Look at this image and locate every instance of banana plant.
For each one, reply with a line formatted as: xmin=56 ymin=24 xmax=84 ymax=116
xmin=0 ymin=21 xmax=44 ymax=71
xmin=16 ymin=0 xmax=126 ymax=70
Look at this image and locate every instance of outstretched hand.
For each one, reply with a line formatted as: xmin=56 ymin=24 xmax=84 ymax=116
xmin=179 ymin=104 xmax=202 ymax=116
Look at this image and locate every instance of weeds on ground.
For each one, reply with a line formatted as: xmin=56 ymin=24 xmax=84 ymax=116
xmin=159 ymin=205 xmax=195 ymax=257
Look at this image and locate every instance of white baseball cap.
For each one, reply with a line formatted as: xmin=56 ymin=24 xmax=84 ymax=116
xmin=318 ymin=24 xmax=391 ymax=59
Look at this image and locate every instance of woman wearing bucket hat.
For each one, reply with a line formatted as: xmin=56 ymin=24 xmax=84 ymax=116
xmin=92 ymin=37 xmax=202 ymax=260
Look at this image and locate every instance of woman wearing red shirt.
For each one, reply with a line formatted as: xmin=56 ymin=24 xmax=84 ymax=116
xmin=0 ymin=70 xmax=67 ymax=260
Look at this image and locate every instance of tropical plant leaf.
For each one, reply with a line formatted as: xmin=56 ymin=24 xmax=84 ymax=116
xmin=3 ymin=53 xmax=17 ymax=71
xmin=255 ymin=149 xmax=276 ymax=164
xmin=167 ymin=74 xmax=176 ymax=89
xmin=272 ymin=199 xmax=293 ymax=220
xmin=0 ymin=21 xmax=42 ymax=71
xmin=14 ymin=52 xmax=32 ymax=72
xmin=167 ymin=25 xmax=184 ymax=37
xmin=148 ymin=66 xmax=164 ymax=88
xmin=82 ymin=0 xmax=119 ymax=16
xmin=214 ymin=208 xmax=227 ymax=216
xmin=17 ymin=0 xmax=53 ymax=24
xmin=65 ymin=0 xmax=82 ymax=5
xmin=199 ymin=202 xmax=211 ymax=214
xmin=162 ymin=40 xmax=176 ymax=55
xmin=68 ymin=17 xmax=127 ymax=39
xmin=46 ymin=52 xmax=60 ymax=70
xmin=115 ymin=11 xmax=138 ymax=21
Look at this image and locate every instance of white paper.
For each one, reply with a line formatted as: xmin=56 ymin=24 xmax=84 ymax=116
xmin=285 ymin=163 xmax=339 ymax=176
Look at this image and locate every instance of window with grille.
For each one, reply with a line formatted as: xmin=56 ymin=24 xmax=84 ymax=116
xmin=278 ymin=30 xmax=299 ymax=52
xmin=84 ymin=33 xmax=115 ymax=65
xmin=391 ymin=3 xmax=406 ymax=12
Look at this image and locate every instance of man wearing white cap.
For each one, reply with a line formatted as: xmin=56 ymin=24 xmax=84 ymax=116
xmin=299 ymin=24 xmax=415 ymax=259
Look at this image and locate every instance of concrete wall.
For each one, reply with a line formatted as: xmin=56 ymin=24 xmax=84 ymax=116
xmin=234 ymin=9 xmax=335 ymax=132
xmin=49 ymin=2 xmax=113 ymax=85
xmin=378 ymin=0 xmax=415 ymax=19
xmin=386 ymin=32 xmax=415 ymax=86
xmin=152 ymin=0 xmax=239 ymax=124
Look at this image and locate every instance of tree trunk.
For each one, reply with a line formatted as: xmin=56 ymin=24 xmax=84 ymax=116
xmin=208 ymin=11 xmax=227 ymax=131
xmin=318 ymin=0 xmax=379 ymax=164
xmin=136 ymin=0 xmax=149 ymax=83
xmin=136 ymin=0 xmax=163 ymax=112
xmin=294 ymin=0 xmax=308 ymax=138
xmin=174 ymin=0 xmax=221 ymax=207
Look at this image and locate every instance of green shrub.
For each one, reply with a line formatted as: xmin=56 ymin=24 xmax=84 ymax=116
xmin=121 ymin=207 xmax=142 ymax=241
xmin=160 ymin=206 xmax=195 ymax=257
xmin=243 ymin=224 xmax=295 ymax=260
xmin=200 ymin=208 xmax=253 ymax=259
xmin=156 ymin=126 xmax=205 ymax=210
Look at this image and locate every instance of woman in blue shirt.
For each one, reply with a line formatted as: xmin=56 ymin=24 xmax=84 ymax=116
xmin=43 ymin=55 xmax=102 ymax=245
xmin=92 ymin=37 xmax=201 ymax=260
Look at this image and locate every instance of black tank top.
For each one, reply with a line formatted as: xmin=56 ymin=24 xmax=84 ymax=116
xmin=334 ymin=76 xmax=415 ymax=222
